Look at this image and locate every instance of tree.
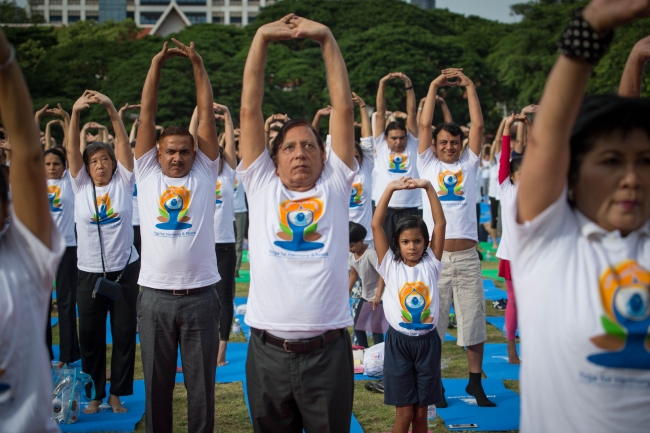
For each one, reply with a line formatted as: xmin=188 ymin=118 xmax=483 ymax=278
xmin=0 ymin=0 xmax=44 ymax=23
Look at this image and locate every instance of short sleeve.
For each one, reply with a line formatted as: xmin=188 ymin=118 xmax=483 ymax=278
xmin=366 ymin=247 xmax=379 ymax=270
xmin=236 ymin=149 xmax=278 ymax=199
xmin=69 ymin=165 xmax=91 ymax=195
xmin=348 ymin=252 xmax=354 ymax=269
xmin=134 ymin=146 xmax=160 ymax=182
xmin=194 ymin=149 xmax=220 ymax=183
xmin=417 ymin=146 xmax=439 ymax=173
xmin=374 ymin=133 xmax=388 ymax=151
xmin=460 ymin=145 xmax=480 ymax=171
xmin=325 ymin=134 xmax=333 ymax=160
xmin=377 ymin=248 xmax=396 ymax=281
xmin=220 ymin=162 xmax=237 ymax=182
xmin=115 ymin=161 xmax=135 ymax=189
xmin=360 ymin=137 xmax=375 ymax=172
xmin=424 ymin=247 xmax=443 ymax=278
xmin=320 ymin=148 xmax=358 ymax=197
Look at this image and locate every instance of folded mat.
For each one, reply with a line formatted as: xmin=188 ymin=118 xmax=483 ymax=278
xmin=485 ymin=316 xmax=519 ymax=338
xmin=58 ymin=380 xmax=145 ymax=433
xmin=241 ymin=379 xmax=364 ymax=432
xmin=176 ymin=342 xmax=248 ymax=384
xmin=437 ymin=378 xmax=520 ymax=431
xmin=483 ymin=279 xmax=507 ymax=301
xmin=481 ymin=343 xmax=521 ymax=380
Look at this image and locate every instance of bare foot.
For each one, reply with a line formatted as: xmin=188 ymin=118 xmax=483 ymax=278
xmin=507 ymin=340 xmax=521 ymax=364
xmin=217 ymin=340 xmax=228 ymax=366
xmin=83 ymin=399 xmax=102 ymax=414
xmin=108 ymin=394 xmax=128 ymax=413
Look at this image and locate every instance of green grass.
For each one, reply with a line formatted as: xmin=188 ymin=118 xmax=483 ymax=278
xmin=49 ymin=252 xmax=517 ymax=432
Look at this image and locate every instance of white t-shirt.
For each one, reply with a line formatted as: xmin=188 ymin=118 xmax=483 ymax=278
xmin=512 ymin=192 xmax=650 ymax=433
xmin=237 ymin=148 xmax=357 ymax=332
xmin=0 ymin=212 xmax=64 ymax=433
xmin=132 ymin=183 xmax=140 ymax=226
xmin=135 ymin=147 xmax=221 ymax=290
xmin=488 ymin=155 xmax=500 ymax=199
xmin=349 ymin=247 xmax=380 ymax=301
xmin=233 ymin=173 xmax=247 ymax=213
xmin=48 ymin=171 xmax=76 ymax=247
xmin=214 ymin=163 xmax=236 ymax=243
xmin=417 ymin=147 xmax=480 ymax=242
xmin=327 ymin=135 xmax=375 ymax=242
xmin=374 ymin=131 xmax=422 ymax=208
xmin=377 ymin=247 xmax=443 ymax=336
xmin=495 ymin=180 xmax=517 ymax=261
xmin=481 ymin=161 xmax=491 ymax=179
xmin=475 ymin=166 xmax=483 ymax=205
xmin=71 ymin=163 xmax=139 ymax=273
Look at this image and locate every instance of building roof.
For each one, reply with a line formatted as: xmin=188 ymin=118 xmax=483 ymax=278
xmin=149 ymin=1 xmax=192 ymax=37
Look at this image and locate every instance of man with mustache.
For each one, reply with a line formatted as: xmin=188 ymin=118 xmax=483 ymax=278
xmin=133 ymin=39 xmax=221 ymax=433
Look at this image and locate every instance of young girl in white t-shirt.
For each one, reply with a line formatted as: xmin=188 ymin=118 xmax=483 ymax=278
xmin=371 ymin=176 xmax=446 ymax=433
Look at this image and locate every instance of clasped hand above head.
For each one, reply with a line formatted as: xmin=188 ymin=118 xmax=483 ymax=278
xmin=258 ymin=13 xmax=332 ymax=43
xmin=389 ymin=177 xmax=431 ymax=191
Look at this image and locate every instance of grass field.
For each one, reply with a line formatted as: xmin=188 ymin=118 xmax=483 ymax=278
xmin=51 ymin=249 xmax=518 ymax=433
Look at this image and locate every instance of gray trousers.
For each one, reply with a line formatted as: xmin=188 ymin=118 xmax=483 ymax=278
xmin=138 ymin=286 xmax=220 ymax=433
xmin=235 ymin=211 xmax=248 ymax=271
xmin=246 ymin=329 xmax=354 ymax=433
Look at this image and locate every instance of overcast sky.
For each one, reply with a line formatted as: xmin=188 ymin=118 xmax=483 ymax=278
xmin=435 ymin=0 xmax=524 ymax=23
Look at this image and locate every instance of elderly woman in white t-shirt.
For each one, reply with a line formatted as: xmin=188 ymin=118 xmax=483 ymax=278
xmin=65 ymin=90 xmax=140 ymax=415
xmin=238 ymin=14 xmax=357 ymax=432
xmin=0 ymin=28 xmax=65 ymax=433
xmin=513 ymin=2 xmax=650 ymax=432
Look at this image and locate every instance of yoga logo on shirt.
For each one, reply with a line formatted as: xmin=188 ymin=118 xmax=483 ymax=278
xmin=234 ymin=178 xmax=239 ymax=193
xmin=215 ymin=180 xmax=223 ymax=205
xmin=388 ymin=153 xmax=408 ymax=173
xmin=274 ymin=198 xmax=324 ymax=252
xmin=588 ymin=260 xmax=650 ymax=370
xmin=133 ymin=184 xmax=137 ymax=197
xmin=399 ymin=281 xmax=434 ymax=330
xmin=437 ymin=169 xmax=465 ymax=202
xmin=156 ymin=186 xmax=192 ymax=230
xmin=48 ymin=185 xmax=62 ymax=213
xmin=350 ymin=183 xmax=363 ymax=208
xmin=90 ymin=193 xmax=121 ymax=225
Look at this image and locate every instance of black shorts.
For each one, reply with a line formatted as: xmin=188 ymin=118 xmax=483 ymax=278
xmin=490 ymin=197 xmax=500 ymax=229
xmin=383 ymin=326 xmax=442 ymax=407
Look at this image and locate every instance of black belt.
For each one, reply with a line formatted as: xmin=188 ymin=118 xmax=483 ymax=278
xmin=149 ymin=285 xmax=213 ymax=296
xmin=252 ymin=328 xmax=344 ymax=353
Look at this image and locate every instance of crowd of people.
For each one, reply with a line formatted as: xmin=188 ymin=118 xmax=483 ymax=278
xmin=1 ymin=0 xmax=649 ymax=432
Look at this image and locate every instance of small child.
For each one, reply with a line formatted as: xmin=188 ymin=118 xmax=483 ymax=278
xmin=371 ymin=176 xmax=446 ymax=433
xmin=349 ymin=221 xmax=384 ymax=348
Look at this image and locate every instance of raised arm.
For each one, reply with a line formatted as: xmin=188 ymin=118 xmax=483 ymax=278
xmin=0 ymin=31 xmax=51 ymax=245
xmin=311 ymin=106 xmax=331 ymax=131
xmin=45 ymin=103 xmax=70 ymax=147
xmin=292 ymin=16 xmax=355 ymax=168
xmin=136 ymin=42 xmax=185 ymax=159
xmin=412 ymin=178 xmax=446 ymax=261
xmin=394 ymin=72 xmax=418 ymax=137
xmin=516 ymin=104 xmax=537 ymax=152
xmin=418 ymin=74 xmax=455 ymax=154
xmin=443 ymin=68 xmax=484 ymax=156
xmin=34 ymin=103 xmax=49 ymax=133
xmin=240 ymin=15 xmax=295 ymax=168
xmin=437 ymin=96 xmax=453 ymax=123
xmin=129 ymin=117 xmax=139 ymax=143
xmin=374 ymin=73 xmax=392 ymax=139
xmin=67 ymin=91 xmax=98 ymax=177
xmin=372 ymin=177 xmax=414 ymax=265
xmin=89 ymin=91 xmax=132 ymax=171
xmin=215 ymin=103 xmax=236 ymax=169
xmin=189 ymin=106 xmax=198 ymax=145
xmin=352 ymin=92 xmax=371 ymax=138
xmin=619 ymin=35 xmax=650 ymax=97
xmin=519 ymin=0 xmax=650 ymax=222
xmin=499 ymin=114 xmax=516 ymax=185
xmin=264 ymin=113 xmax=289 ymax=148
xmin=44 ymin=119 xmax=63 ymax=150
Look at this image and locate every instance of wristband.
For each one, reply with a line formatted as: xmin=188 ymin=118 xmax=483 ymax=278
xmin=359 ymin=105 xmax=366 ymax=109
xmin=557 ymin=9 xmax=613 ymax=65
xmin=0 ymin=44 xmax=16 ymax=72
xmin=404 ymin=85 xmax=413 ymax=91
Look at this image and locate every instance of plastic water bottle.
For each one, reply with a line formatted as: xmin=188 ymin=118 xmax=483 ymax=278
xmin=427 ymin=405 xmax=437 ymax=427
xmin=232 ymin=319 xmax=241 ymax=335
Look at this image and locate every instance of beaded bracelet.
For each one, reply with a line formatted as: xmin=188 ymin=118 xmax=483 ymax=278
xmin=0 ymin=44 xmax=16 ymax=72
xmin=557 ymin=10 xmax=613 ymax=65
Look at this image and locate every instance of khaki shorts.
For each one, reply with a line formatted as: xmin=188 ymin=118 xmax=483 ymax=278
xmin=436 ymin=247 xmax=486 ymax=346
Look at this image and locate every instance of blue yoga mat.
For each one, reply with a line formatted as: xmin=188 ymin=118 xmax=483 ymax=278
xmin=58 ymin=380 xmax=145 ymax=433
xmin=233 ymin=297 xmax=251 ymax=340
xmin=51 ymin=317 xmax=59 ymax=327
xmin=486 ymin=316 xmax=519 ymax=338
xmin=175 ymin=343 xmax=248 ymax=384
xmin=437 ymin=378 xmax=520 ymax=431
xmin=481 ymin=343 xmax=521 ymax=380
xmin=106 ymin=314 xmax=140 ymax=344
xmin=483 ymin=279 xmax=507 ymax=301
xmin=479 ymin=201 xmax=490 ymax=224
xmin=242 ymin=379 xmax=364 ymax=432
xmin=51 ymin=345 xmax=82 ymax=367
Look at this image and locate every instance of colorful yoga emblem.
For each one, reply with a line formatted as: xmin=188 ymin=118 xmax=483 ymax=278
xmin=588 ymin=260 xmax=650 ymax=369
xmin=156 ymin=186 xmax=192 ymax=230
xmin=90 ymin=193 xmax=121 ymax=225
xmin=399 ymin=281 xmax=434 ymax=330
xmin=388 ymin=153 xmax=408 ymax=173
xmin=215 ymin=180 xmax=222 ymax=205
xmin=48 ymin=185 xmax=62 ymax=213
xmin=350 ymin=182 xmax=363 ymax=208
xmin=274 ymin=197 xmax=324 ymax=251
xmin=437 ymin=169 xmax=465 ymax=201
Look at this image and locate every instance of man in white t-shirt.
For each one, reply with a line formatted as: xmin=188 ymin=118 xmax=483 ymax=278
xmin=374 ymin=72 xmax=422 ymax=243
xmin=417 ymin=69 xmax=496 ymax=407
xmin=0 ymin=30 xmax=65 ymax=432
xmin=134 ymin=39 xmax=221 ymax=433
xmin=238 ymin=14 xmax=357 ymax=432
